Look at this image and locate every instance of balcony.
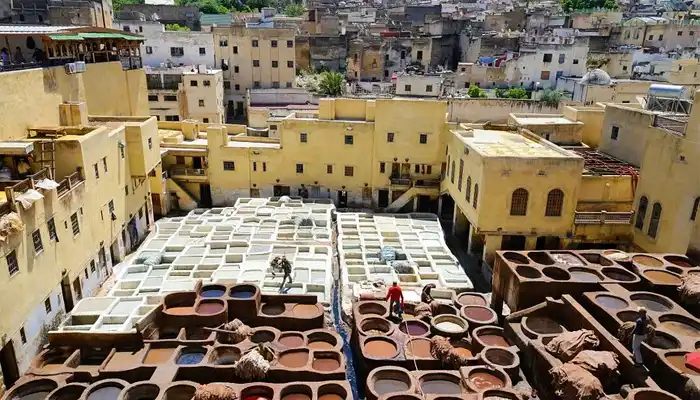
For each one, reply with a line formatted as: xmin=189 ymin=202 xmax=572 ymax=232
xmin=169 ymin=166 xmax=209 ymax=182
xmin=574 ymin=211 xmax=634 ymax=225
xmin=56 ymin=168 xmax=86 ymax=198
xmin=147 ymin=82 xmax=181 ymax=91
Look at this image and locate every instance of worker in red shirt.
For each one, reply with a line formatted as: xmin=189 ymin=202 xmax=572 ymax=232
xmin=386 ymin=281 xmax=404 ymax=319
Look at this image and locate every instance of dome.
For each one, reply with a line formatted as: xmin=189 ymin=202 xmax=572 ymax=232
xmin=580 ymin=69 xmax=612 ymax=85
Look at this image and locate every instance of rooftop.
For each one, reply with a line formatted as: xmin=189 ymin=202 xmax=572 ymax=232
xmin=510 ymin=114 xmax=582 ymax=126
xmin=454 ymin=129 xmax=576 ymax=158
xmin=566 ymin=147 xmax=639 ymax=176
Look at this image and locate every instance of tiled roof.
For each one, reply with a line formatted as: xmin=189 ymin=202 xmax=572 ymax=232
xmin=200 ymin=14 xmax=233 ymax=25
xmin=0 ymin=25 xmax=84 ymax=35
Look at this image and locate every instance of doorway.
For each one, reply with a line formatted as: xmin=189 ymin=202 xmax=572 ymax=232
xmin=199 ymin=184 xmax=212 ymax=207
xmin=250 ymin=188 xmax=260 ymax=197
xmin=0 ymin=341 xmax=19 ymax=389
xmin=400 ymin=163 xmax=410 ymax=177
xmin=192 ymin=157 xmax=203 ymax=169
xmin=536 ymin=236 xmax=560 ymax=250
xmin=273 ymin=185 xmax=290 ymax=196
xmin=61 ymin=273 xmax=74 ymax=313
xmin=337 ymin=190 xmax=348 ymax=208
xmin=378 ymin=189 xmax=389 ymax=208
xmin=502 ymin=235 xmax=526 ymax=250
xmin=391 ymin=163 xmax=400 ymax=178
xmin=72 ymin=277 xmax=83 ymax=302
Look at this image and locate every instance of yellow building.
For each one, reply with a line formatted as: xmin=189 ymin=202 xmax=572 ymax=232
xmin=0 ymin=62 xmax=158 ymax=391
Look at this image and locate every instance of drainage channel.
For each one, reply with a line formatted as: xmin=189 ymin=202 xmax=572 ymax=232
xmin=331 ymin=281 xmax=360 ymax=400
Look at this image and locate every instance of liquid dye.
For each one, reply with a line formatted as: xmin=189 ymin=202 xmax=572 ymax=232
xmin=469 ymin=372 xmax=505 ymax=390
xmin=463 ymin=306 xmax=495 ymax=322
xmin=87 ymin=386 xmax=122 ymax=400
xmin=200 ymin=288 xmax=225 ymax=298
xmin=478 ymin=334 xmax=509 ymax=348
xmin=312 ymin=358 xmax=340 ymax=371
xmin=595 ymin=295 xmax=628 ymax=309
xmin=230 ymin=290 xmax=255 ymax=299
xmin=399 ymin=321 xmax=428 ymax=335
xmin=278 ymin=351 xmax=309 ymax=368
xmin=364 ymin=339 xmax=397 ymax=358
xmin=176 ymin=352 xmax=205 ymax=365
xmin=373 ymin=379 xmax=409 ymax=395
xmin=279 ymin=335 xmax=305 ymax=348
xmin=308 ymin=341 xmax=334 ymax=350
xmin=420 ymin=380 xmax=462 ymax=395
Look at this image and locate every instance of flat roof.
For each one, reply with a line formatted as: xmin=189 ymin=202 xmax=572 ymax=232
xmin=457 ymin=129 xmax=574 ymax=158
xmin=512 ymin=116 xmax=580 ymax=125
xmin=566 ymin=147 xmax=639 ymax=175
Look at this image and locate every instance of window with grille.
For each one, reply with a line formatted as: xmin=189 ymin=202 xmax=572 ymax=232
xmin=164 ymin=95 xmax=177 ymax=101
xmin=44 ymin=298 xmax=52 ymax=313
xmin=296 ymin=164 xmax=304 ymax=173
xmin=473 ymin=184 xmax=479 ymax=208
xmin=345 ymin=166 xmax=354 ymax=177
xmin=450 ymin=161 xmax=455 ymax=183
xmin=545 ymin=189 xmax=564 ymax=217
xmin=692 ymin=197 xmax=700 ymax=221
xmin=466 ymin=177 xmax=472 ymax=202
xmin=272 ymin=61 xmax=278 ymax=68
xmin=148 ymin=95 xmax=158 ymax=101
xmin=287 ymin=40 xmax=293 ymax=48
xmin=32 ymin=230 xmax=43 ymax=254
xmin=253 ymin=60 xmax=260 ymax=67
xmin=223 ymin=161 xmax=235 ymax=171
xmin=47 ymin=218 xmax=58 ymax=241
xmin=327 ymin=165 xmax=333 ymax=174
xmin=90 ymin=260 xmax=96 ymax=273
xmin=380 ymin=162 xmax=385 ymax=173
xmin=199 ymin=47 xmax=206 ymax=55
xmin=419 ymin=134 xmax=427 ymax=144
xmin=7 ymin=250 xmax=19 ymax=276
xmin=288 ymin=61 xmax=294 ymax=68
xmin=387 ymin=132 xmax=394 ymax=142
xmin=300 ymin=133 xmax=308 ymax=143
xmin=148 ymin=138 xmax=153 ymax=149
xmin=170 ymin=47 xmax=184 ymax=57
xmin=648 ymin=202 xmax=662 ymax=238
xmin=457 ymin=160 xmax=464 ymax=191
xmin=71 ymin=212 xmax=80 ymax=236
xmin=271 ymin=40 xmax=278 ymax=47
xmin=344 ymin=135 xmax=353 ymax=145
xmin=510 ymin=188 xmax=529 ymax=216
xmin=94 ymin=163 xmax=99 ymax=179
xmin=252 ymin=40 xmax=259 ymax=47
xmin=635 ymin=196 xmax=648 ymax=230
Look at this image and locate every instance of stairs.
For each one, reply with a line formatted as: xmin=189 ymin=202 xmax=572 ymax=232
xmin=166 ymin=178 xmax=199 ymax=211
xmin=385 ymin=186 xmax=437 ymax=212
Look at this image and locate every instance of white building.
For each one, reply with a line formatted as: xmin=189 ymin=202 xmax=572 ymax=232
xmin=395 ymin=74 xmax=445 ymax=97
xmin=506 ymin=37 xmax=589 ymax=89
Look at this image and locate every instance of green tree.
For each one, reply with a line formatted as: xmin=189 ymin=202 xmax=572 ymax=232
xmin=284 ymin=3 xmax=306 ymax=16
xmin=318 ymin=71 xmax=345 ymax=97
xmin=467 ymin=85 xmax=487 ymax=98
xmin=504 ymin=88 xmax=528 ymax=99
xmin=540 ymin=89 xmax=563 ymax=107
xmin=198 ymin=0 xmax=230 ymax=13
xmin=560 ymin=0 xmax=617 ymax=12
xmin=113 ymin=0 xmax=144 ymax=12
xmin=246 ymin=0 xmax=271 ymax=11
xmin=165 ymin=23 xmax=191 ymax=31
xmin=494 ymin=88 xmax=505 ymax=98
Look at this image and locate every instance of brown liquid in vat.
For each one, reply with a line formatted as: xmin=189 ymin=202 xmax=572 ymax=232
xmin=405 ymin=338 xmax=432 ymax=358
xmin=374 ymin=379 xmax=409 ymax=395
xmin=420 ymin=380 xmax=462 ymax=395
xmin=526 ymin=317 xmax=563 ymax=334
xmin=458 ymin=294 xmax=487 ymax=306
xmin=666 ymin=354 xmax=700 ymax=375
xmin=596 ymin=295 xmax=628 ymax=309
xmin=279 ymin=335 xmax=305 ymax=348
xmin=262 ymin=304 xmax=285 ymax=315
xmin=281 ymin=394 xmax=311 ymax=400
xmin=318 ymin=395 xmax=343 ymax=400
xmin=453 ymin=347 xmax=473 ymax=358
xmin=469 ymin=372 xmax=505 ymax=390
xmin=570 ymin=270 xmax=600 ymax=282
xmin=308 ymin=341 xmax=334 ymax=350
xmin=662 ymin=321 xmax=700 ymax=336
xmin=463 ymin=307 xmax=495 ymax=322
xmin=633 ymin=255 xmax=664 ymax=267
xmin=166 ymin=306 xmax=193 ymax=315
xmin=278 ymin=351 xmax=309 ymax=368
xmin=144 ymin=348 xmax=175 ymax=364
xmin=479 ymin=334 xmax=509 ymax=347
xmin=293 ymin=304 xmax=319 ymax=317
xmin=644 ymin=270 xmax=682 ymax=285
xmin=364 ymin=339 xmax=397 ymax=358
xmin=312 ymin=357 xmax=340 ymax=371
xmin=196 ymin=302 xmax=224 ymax=315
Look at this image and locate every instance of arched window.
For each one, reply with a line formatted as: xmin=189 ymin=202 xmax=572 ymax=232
xmin=635 ymin=196 xmax=648 ymax=230
xmin=465 ymin=176 xmax=472 ymax=202
xmin=545 ymin=189 xmax=564 ymax=217
xmin=648 ymin=202 xmax=662 ymax=238
xmin=691 ymin=197 xmax=700 ymax=221
xmin=473 ymin=184 xmax=479 ymax=208
xmin=510 ymin=188 xmax=529 ymax=216
xmin=450 ymin=160 xmax=455 ymax=184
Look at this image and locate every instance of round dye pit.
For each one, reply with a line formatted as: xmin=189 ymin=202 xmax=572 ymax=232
xmin=666 ymin=266 xmax=683 ymax=275
xmin=261 ymin=303 xmax=285 ymax=316
xmin=468 ymin=371 xmax=505 ymax=390
xmin=568 ymin=268 xmax=601 ymax=282
xmin=279 ymin=334 xmax=305 ymax=348
xmin=420 ymin=377 xmax=462 ymax=395
xmin=318 ymin=384 xmax=347 ymax=400
xmin=660 ymin=316 xmax=700 ymax=337
xmin=477 ymin=334 xmax=510 ymax=348
xmin=643 ymin=270 xmax=682 ymax=285
xmin=48 ymin=384 xmax=86 ymax=400
xmin=527 ymin=252 xmax=555 ymax=265
xmin=580 ymin=253 xmax=614 ymax=266
xmin=309 ymin=341 xmax=335 ymax=350
xmin=281 ymin=394 xmax=311 ymax=400
xmin=456 ymin=293 xmax=487 ymax=307
xmin=278 ymin=351 xmax=309 ymax=368
xmin=251 ymin=330 xmax=275 ymax=343
xmin=515 ymin=265 xmax=542 ymax=279
xmin=483 ymin=347 xmax=517 ymax=368
xmin=551 ymin=252 xmax=584 ymax=267
xmin=241 ymin=387 xmax=273 ymax=400
xmin=212 ymin=349 xmax=241 ymax=365
xmin=9 ymin=380 xmax=59 ymax=400
xmin=19 ymin=391 xmax=52 ymax=400
xmin=176 ymin=350 xmax=206 ymax=365
xmin=144 ymin=348 xmax=175 ymax=364
xmin=602 ymin=267 xmax=637 ymax=282
xmin=462 ymin=306 xmax=496 ymax=323
xmin=307 ymin=332 xmax=336 ymax=349
xmin=482 ymin=390 xmax=519 ymax=400
xmin=200 ymin=286 xmax=226 ymax=298
xmin=312 ymin=357 xmax=340 ymax=371
xmin=121 ymin=384 xmax=159 ymax=400
xmin=358 ymin=302 xmax=387 ymax=316
xmin=374 ymin=379 xmax=409 ymax=396
xmin=633 ymin=255 xmax=664 ymax=267
xmin=87 ymin=386 xmax=123 ymax=400
xmin=229 ymin=285 xmax=257 ymax=299
xmin=617 ymin=311 xmax=639 ymax=323
xmin=451 ymin=341 xmax=473 ymax=358
xmin=603 ymin=250 xmax=629 ymax=260
xmin=524 ymin=316 xmax=563 ymax=335
xmin=648 ymin=332 xmax=680 ymax=350
xmin=432 ymin=315 xmax=468 ymax=334
xmin=595 ymin=295 xmax=629 ymax=310
xmin=632 ymin=389 xmax=679 ymax=400
xmin=399 ymin=320 xmax=429 ymax=336
xmin=165 ymin=306 xmax=193 ymax=315
xmin=665 ymin=255 xmax=694 ymax=268
xmin=364 ymin=338 xmax=398 ymax=358
xmin=503 ymin=252 xmax=529 ymax=264
xmin=665 ymin=353 xmax=700 ymax=375
xmin=280 ymin=386 xmax=312 ymax=400
xmin=361 ymin=318 xmax=393 ymax=335
xmin=542 ymin=267 xmax=570 ymax=281
xmin=631 ymin=294 xmax=672 ymax=312
xmin=292 ymin=304 xmax=319 ymax=318
xmin=195 ymin=301 xmax=225 ymax=315
xmin=404 ymin=338 xmax=433 ymax=358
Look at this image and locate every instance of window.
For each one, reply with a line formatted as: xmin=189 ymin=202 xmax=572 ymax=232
xmin=344 ymin=166 xmax=354 ymax=177
xmin=658 ymin=34 xmax=664 ymax=40
xmin=473 ymin=184 xmax=479 ymax=208
xmin=286 ymin=82 xmax=293 ymax=88
xmin=271 ymin=40 xmax=278 ymax=47
xmin=272 ymin=60 xmax=278 ymax=68
xmin=219 ymin=38 xmax=228 ymax=47
xmin=287 ymin=61 xmax=294 ymax=68
xmin=678 ymin=31 xmax=683 ymax=36
xmin=199 ymin=99 xmax=205 ymax=107
xmin=635 ymin=196 xmax=648 ymax=230
xmin=148 ymin=94 xmax=158 ymax=101
xmin=426 ymin=84 xmax=433 ymax=92
xmin=457 ymin=160 xmax=464 ymax=191
xmin=71 ymin=212 xmax=80 ymax=235
xmin=44 ymin=298 xmax=52 ymax=313
xmin=190 ymin=80 xmax=198 ymax=87
xmin=419 ymin=134 xmax=428 ymax=144
xmin=252 ymin=39 xmax=259 ymax=47
xmin=224 ymin=81 xmax=231 ymax=90
xmin=203 ymin=80 xmax=211 ymax=86
xmin=414 ymin=164 xmax=420 ymax=174
xmin=148 ymin=138 xmax=153 ymax=150
xmin=94 ymin=163 xmax=99 ymax=179
xmin=109 ymin=200 xmax=115 ymax=214
xmin=543 ymin=53 xmax=553 ymax=62
xmin=84 ymin=268 xmax=88 ymax=279
xmin=103 ymin=157 xmax=107 ymax=173
xmin=648 ymin=35 xmax=654 ymax=40
xmin=466 ymin=177 xmax=472 ymax=202
xmin=387 ymin=132 xmax=394 ymax=142
xmin=145 ymin=46 xmax=153 ymax=54
xmin=558 ymin=54 xmax=565 ymax=64
xmin=427 ymin=165 xmax=432 ymax=174
xmin=7 ymin=250 xmax=19 ymax=276
xmin=253 ymin=60 xmax=260 ymax=67
xmin=622 ymin=66 xmax=628 ymax=71
xmin=417 ymin=50 xmax=423 ymax=60
xmin=32 ymin=230 xmax=43 ymax=254
xmin=235 ymin=84 xmax=240 ymax=90
xmin=327 ymin=165 xmax=333 ymax=174
xmin=545 ymin=189 xmax=564 ymax=217
xmin=300 ymin=133 xmax=308 ymax=143
xmin=203 ymin=118 xmax=209 ymax=123
xmin=404 ymin=84 xmax=412 ymax=92
xmin=296 ymin=164 xmax=304 ymax=173
xmin=199 ymin=47 xmax=206 ymax=55
xmin=379 ymin=162 xmax=386 ymax=173
xmin=450 ymin=160 xmax=455 ymax=183
xmin=270 ymin=124 xmax=278 ymax=130
xmin=691 ymin=31 xmax=695 ymax=36
xmin=170 ymin=47 xmax=184 ymax=57
xmin=344 ymin=135 xmax=354 ymax=145
xmin=19 ymin=327 xmax=26 ymax=344
xmin=234 ymin=66 xmax=239 ymax=73
xmin=648 ymin=202 xmax=662 ymax=238
xmin=263 ymin=162 xmax=267 ymax=172
xmin=611 ymin=125 xmax=619 ymax=140
xmin=165 ymin=115 xmax=179 ymax=121
xmin=47 ymin=218 xmax=57 ymax=241
xmin=164 ymin=95 xmax=177 ymax=101
xmin=540 ymin=71 xmax=550 ymax=80
xmin=233 ymin=46 xmax=238 ymax=54
xmin=287 ymin=40 xmax=293 ymax=48
xmin=510 ymin=188 xmax=529 ymax=216
xmin=125 ymin=185 xmax=129 ymax=196
xmin=691 ymin=197 xmax=700 ymax=221
xmin=272 ymin=81 xmax=280 ymax=88
xmin=90 ymin=260 xmax=96 ymax=273
xmin=223 ymin=161 xmax=235 ymax=171
xmin=573 ymin=59 xmax=579 ymax=65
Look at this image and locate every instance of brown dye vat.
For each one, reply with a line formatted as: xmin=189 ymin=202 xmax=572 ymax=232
xmin=105 ymin=350 xmax=143 ymax=370
xmin=261 ymin=303 xmax=285 ymax=316
xmin=528 ymin=252 xmax=555 ymax=265
xmin=293 ymin=304 xmax=319 ymax=317
xmin=195 ymin=302 xmax=224 ymax=315
xmin=643 ymin=270 xmax=682 ymax=285
xmin=309 ymin=341 xmax=335 ymax=350
xmin=503 ymin=252 xmax=529 ymax=264
xmin=457 ymin=293 xmax=487 ymax=306
xmin=469 ymin=372 xmax=505 ymax=390
xmin=479 ymin=334 xmax=509 ymax=348
xmin=364 ymin=338 xmax=397 ymax=358
xmin=542 ymin=267 xmax=570 ymax=281
xmin=453 ymin=346 xmax=473 ymax=358
xmin=404 ymin=338 xmax=432 ymax=358
xmin=358 ymin=302 xmax=387 ymax=316
xmin=312 ymin=357 xmax=340 ymax=371
xmin=318 ymin=384 xmax=347 ymax=400
xmin=661 ymin=320 xmax=700 ymax=336
xmin=483 ymin=348 xmax=516 ymax=367
xmin=632 ymin=389 xmax=679 ymax=400
xmin=648 ymin=333 xmax=680 ymax=350
xmin=633 ymin=255 xmax=664 ymax=267
xmin=279 ymin=334 xmax=305 ymax=348
xmin=666 ymin=354 xmax=700 ymax=375
xmin=144 ymin=348 xmax=175 ymax=364
xmin=569 ymin=268 xmax=601 ymax=282
xmin=665 ymin=255 xmax=694 ymax=268
xmin=278 ymin=351 xmax=309 ymax=368
xmin=595 ymin=295 xmax=629 ymax=309
xmin=515 ymin=265 xmax=541 ymax=279
xmin=374 ymin=380 xmax=409 ymax=396
xmin=463 ymin=306 xmax=496 ymax=322
xmin=602 ymin=267 xmax=637 ymax=281
xmin=281 ymin=395 xmax=311 ymax=400
xmin=48 ymin=384 xmax=86 ymax=400
xmin=617 ymin=311 xmax=639 ymax=322
xmin=87 ymin=386 xmax=122 ymax=400
xmin=420 ymin=378 xmax=462 ymax=395
xmin=251 ymin=330 xmax=275 ymax=343
xmin=631 ymin=294 xmax=671 ymax=312
xmin=166 ymin=307 xmax=193 ymax=315
xmin=399 ymin=321 xmax=429 ymax=336
xmin=525 ymin=317 xmax=563 ymax=335
xmin=318 ymin=395 xmax=343 ymax=400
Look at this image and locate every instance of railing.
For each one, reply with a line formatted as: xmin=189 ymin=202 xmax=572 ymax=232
xmin=390 ymin=177 xmax=412 ymax=186
xmin=414 ymin=179 xmax=440 ymax=188
xmin=169 ymin=166 xmax=207 ymax=178
xmin=120 ymin=56 xmax=143 ymax=71
xmin=148 ymin=82 xmax=180 ymax=90
xmin=574 ymin=211 xmax=634 ymax=225
xmin=57 ymin=168 xmax=85 ymax=198
xmin=4 ymin=168 xmax=52 ymax=203
xmin=653 ymin=114 xmax=688 ymax=136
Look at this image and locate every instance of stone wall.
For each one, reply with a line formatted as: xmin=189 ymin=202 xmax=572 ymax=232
xmin=446 ymin=99 xmax=561 ymax=123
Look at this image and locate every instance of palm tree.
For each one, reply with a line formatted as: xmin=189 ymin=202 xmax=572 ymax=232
xmin=318 ymin=71 xmax=345 ymax=97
